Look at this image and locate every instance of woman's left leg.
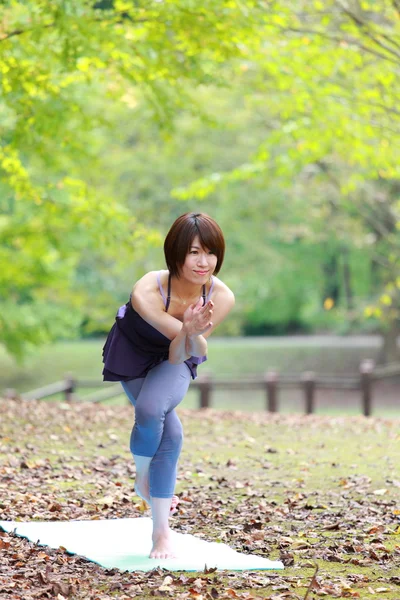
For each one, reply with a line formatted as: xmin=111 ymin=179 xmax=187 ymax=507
xmin=121 ymin=378 xmax=151 ymax=502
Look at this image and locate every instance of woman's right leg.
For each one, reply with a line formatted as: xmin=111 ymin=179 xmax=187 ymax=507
xmin=148 ymin=409 xmax=184 ymax=559
xmin=126 ymin=362 xmax=189 ymax=491
xmin=122 ymin=362 xmax=190 ymax=559
xmin=148 ymin=409 xmax=183 ymax=499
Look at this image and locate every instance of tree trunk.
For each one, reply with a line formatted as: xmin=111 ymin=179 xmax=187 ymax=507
xmin=322 ymin=254 xmax=340 ymax=305
xmin=379 ymin=320 xmax=400 ymax=364
xmin=342 ymin=247 xmax=353 ymax=310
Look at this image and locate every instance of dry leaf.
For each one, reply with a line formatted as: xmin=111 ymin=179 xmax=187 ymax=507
xmin=97 ymin=496 xmax=114 ymax=506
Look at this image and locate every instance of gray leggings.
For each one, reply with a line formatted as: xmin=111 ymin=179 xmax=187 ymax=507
xmin=121 ymin=361 xmax=191 ymax=498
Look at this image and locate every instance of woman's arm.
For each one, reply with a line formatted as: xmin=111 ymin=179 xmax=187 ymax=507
xmin=181 ymin=298 xmax=211 ymax=357
xmin=168 ymin=326 xmax=191 ymax=364
xmin=131 ymin=271 xmax=235 ymax=363
xmin=186 ymin=334 xmax=208 ymax=358
xmin=201 ymin=286 xmax=235 ymax=339
xmin=131 ymin=272 xmax=184 ymax=341
xmin=185 ymin=285 xmax=235 ymax=355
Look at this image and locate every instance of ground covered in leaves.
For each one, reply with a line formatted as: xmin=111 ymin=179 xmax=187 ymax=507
xmin=0 ymin=398 xmax=399 ymax=600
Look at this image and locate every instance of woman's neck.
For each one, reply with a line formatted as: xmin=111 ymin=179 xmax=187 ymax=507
xmin=170 ymin=275 xmax=205 ymax=304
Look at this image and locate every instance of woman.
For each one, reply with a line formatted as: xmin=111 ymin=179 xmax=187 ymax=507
xmin=102 ymin=212 xmax=235 ymax=559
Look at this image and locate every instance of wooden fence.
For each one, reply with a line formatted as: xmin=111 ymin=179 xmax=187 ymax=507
xmin=4 ymin=359 xmax=399 ymax=416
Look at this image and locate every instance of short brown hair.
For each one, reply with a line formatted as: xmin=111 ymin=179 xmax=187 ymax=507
xmin=164 ymin=212 xmax=225 ymax=278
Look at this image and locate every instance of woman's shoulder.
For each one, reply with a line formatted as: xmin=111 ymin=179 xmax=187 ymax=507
xmin=133 ymin=270 xmax=165 ymax=290
xmin=211 ymin=275 xmax=235 ymax=305
xmin=132 ymin=270 xmax=165 ymax=308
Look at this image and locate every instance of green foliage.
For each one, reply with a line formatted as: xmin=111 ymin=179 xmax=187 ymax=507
xmin=1 ymin=0 xmax=400 ymax=360
xmin=172 ymin=0 xmax=400 ymax=343
xmin=0 ymin=0 xmax=265 ymax=358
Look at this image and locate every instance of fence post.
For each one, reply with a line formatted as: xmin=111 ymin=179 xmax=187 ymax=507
xmin=64 ymin=374 xmax=76 ymax=402
xmin=302 ymin=371 xmax=316 ymax=415
xmin=265 ymin=371 xmax=278 ymax=413
xmin=4 ymin=388 xmax=18 ymax=400
xmin=360 ymin=359 xmax=375 ymax=416
xmin=198 ymin=374 xmax=212 ymax=409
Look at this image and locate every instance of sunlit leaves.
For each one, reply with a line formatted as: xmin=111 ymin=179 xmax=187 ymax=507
xmin=169 ymin=0 xmax=400 ymax=343
xmin=1 ymin=0 xmax=270 ymax=357
xmin=1 ymin=0 xmax=400 ymax=357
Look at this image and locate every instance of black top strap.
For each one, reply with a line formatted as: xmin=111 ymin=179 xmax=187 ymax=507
xmin=165 ymin=275 xmax=207 ymax=313
xmin=166 ymin=274 xmax=172 ymax=312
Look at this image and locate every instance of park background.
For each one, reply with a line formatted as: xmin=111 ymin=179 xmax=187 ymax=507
xmin=1 ymin=1 xmax=400 ymax=411
xmin=1 ymin=4 xmax=400 ymax=600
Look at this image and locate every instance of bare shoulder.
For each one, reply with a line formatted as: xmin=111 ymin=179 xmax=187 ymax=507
xmin=131 ymin=270 xmax=164 ymax=311
xmin=211 ymin=276 xmax=235 ymax=306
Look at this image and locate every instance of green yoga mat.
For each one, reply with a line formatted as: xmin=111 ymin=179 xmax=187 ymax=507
xmin=0 ymin=518 xmax=284 ymax=572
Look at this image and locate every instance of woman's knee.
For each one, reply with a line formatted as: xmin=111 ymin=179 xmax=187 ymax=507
xmin=143 ymin=362 xmax=191 ymax=410
xmin=134 ymin=401 xmax=165 ymax=427
xmin=164 ymin=417 xmax=184 ymax=449
xmin=170 ymin=425 xmax=183 ymax=448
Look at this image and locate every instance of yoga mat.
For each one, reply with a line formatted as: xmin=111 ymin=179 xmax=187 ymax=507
xmin=0 ymin=518 xmax=284 ymax=572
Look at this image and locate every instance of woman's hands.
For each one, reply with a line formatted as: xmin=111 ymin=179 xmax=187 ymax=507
xmin=183 ymin=298 xmax=214 ymax=337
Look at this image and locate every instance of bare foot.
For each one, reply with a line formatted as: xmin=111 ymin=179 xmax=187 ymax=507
xmin=135 ymin=477 xmax=179 ymax=514
xmin=150 ymin=530 xmax=176 ymax=559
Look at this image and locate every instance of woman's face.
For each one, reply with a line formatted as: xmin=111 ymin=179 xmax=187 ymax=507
xmin=180 ymin=235 xmax=218 ymax=284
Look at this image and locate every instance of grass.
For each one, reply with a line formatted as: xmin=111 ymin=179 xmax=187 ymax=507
xmin=0 ymin=399 xmax=399 ymax=599
xmin=0 ymin=337 xmax=382 ymax=393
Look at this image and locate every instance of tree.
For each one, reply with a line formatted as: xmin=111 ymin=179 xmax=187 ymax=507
xmin=2 ymin=0 xmax=399 ymax=362
xmin=175 ymin=0 xmax=400 ymax=360
xmin=102 ymin=86 xmax=374 ymax=339
xmin=0 ymin=0 xmax=265 ymax=358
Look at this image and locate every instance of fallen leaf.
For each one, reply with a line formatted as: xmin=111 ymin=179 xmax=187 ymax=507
xmin=97 ymin=496 xmax=115 ymax=506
